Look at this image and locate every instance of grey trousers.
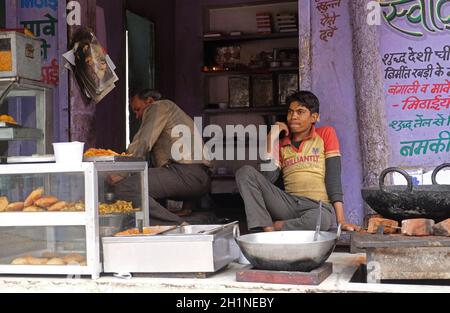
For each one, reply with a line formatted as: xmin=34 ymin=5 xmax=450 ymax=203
xmin=115 ymin=163 xmax=211 ymax=224
xmin=235 ymin=165 xmax=334 ymax=231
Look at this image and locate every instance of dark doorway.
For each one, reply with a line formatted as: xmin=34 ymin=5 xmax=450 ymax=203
xmin=126 ymin=10 xmax=155 ymax=142
xmin=0 ymin=0 xmax=5 ymax=28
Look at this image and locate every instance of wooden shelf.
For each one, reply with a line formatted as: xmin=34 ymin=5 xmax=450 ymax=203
xmin=203 ymin=32 xmax=298 ymax=42
xmin=203 ymin=106 xmax=287 ymax=115
xmin=0 ymin=127 xmax=43 ymax=141
xmin=203 ymin=66 xmax=298 ymax=76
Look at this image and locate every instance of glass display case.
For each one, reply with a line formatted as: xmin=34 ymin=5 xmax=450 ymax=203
xmin=0 ymin=77 xmax=53 ymax=156
xmin=0 ymin=161 xmax=148 ymax=279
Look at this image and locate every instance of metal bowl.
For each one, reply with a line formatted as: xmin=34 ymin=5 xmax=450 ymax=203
xmin=235 ymin=230 xmax=339 ymax=272
xmin=99 ymin=214 xmax=135 ymax=237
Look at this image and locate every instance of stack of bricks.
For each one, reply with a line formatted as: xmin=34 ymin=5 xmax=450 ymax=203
xmin=401 ymin=219 xmax=435 ymax=236
xmin=366 ymin=216 xmax=450 ymax=237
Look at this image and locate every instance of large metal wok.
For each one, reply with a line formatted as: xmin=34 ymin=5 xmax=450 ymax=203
xmin=235 ymin=203 xmax=341 ymax=272
xmin=361 ymin=163 xmax=450 ymax=222
xmin=235 ymin=228 xmax=341 ymax=272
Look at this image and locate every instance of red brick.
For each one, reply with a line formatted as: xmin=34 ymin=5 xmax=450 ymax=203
xmin=433 ymin=219 xmax=450 ymax=237
xmin=367 ymin=217 xmax=399 ymax=234
xmin=401 ymin=219 xmax=435 ymax=236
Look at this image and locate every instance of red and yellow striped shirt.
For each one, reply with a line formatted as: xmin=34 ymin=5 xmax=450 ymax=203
xmin=277 ymin=126 xmax=341 ymax=203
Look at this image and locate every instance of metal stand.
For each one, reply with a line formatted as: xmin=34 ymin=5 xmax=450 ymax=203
xmin=0 ymin=77 xmax=53 ymax=155
xmin=352 ymin=233 xmax=450 ymax=283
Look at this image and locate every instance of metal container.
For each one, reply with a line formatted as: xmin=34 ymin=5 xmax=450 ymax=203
xmin=0 ymin=32 xmax=42 ymax=81
xmin=102 ymin=223 xmax=240 ymax=274
xmin=98 ymin=214 xmax=135 ymax=237
xmin=83 ymin=156 xmax=145 ymax=163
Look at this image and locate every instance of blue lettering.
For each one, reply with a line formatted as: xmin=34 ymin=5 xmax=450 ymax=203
xmin=35 ymin=0 xmax=45 ymax=9
xmin=21 ymin=0 xmax=34 ymax=9
xmin=20 ymin=0 xmax=58 ymax=11
xmin=48 ymin=0 xmax=58 ymax=11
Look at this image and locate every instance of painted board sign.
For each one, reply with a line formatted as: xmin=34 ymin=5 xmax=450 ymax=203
xmin=380 ymin=0 xmax=450 ymax=167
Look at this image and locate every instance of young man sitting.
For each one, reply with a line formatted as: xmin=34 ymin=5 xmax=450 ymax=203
xmin=235 ymin=91 xmax=361 ymax=232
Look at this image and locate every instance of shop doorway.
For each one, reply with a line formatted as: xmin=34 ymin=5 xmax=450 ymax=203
xmin=0 ymin=0 xmax=5 ymax=28
xmin=125 ymin=10 xmax=155 ymax=145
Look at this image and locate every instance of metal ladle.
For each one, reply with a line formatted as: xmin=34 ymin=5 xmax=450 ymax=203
xmin=198 ymin=220 xmax=239 ymax=234
xmin=313 ymin=201 xmax=323 ymax=241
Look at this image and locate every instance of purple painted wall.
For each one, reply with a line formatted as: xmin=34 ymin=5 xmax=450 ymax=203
xmin=126 ymin=0 xmax=176 ymax=101
xmin=95 ymin=0 xmax=127 ymax=152
xmin=310 ymin=1 xmax=364 ymax=225
xmin=67 ymin=0 xmax=127 ymax=152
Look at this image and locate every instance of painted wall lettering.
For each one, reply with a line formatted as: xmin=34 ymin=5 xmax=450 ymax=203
xmin=381 ymin=3 xmax=450 ymax=166
xmin=380 ymin=0 xmax=450 ymax=37
xmin=20 ymin=0 xmax=58 ymax=12
xmin=315 ymin=0 xmax=342 ymax=42
xmin=367 ymin=1 xmax=381 ymax=26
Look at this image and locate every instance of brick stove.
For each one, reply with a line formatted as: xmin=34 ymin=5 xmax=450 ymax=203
xmin=236 ymin=263 xmax=333 ymax=286
xmin=351 ymin=232 xmax=450 ymax=283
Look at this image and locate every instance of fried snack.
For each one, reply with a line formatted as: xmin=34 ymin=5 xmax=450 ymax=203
xmin=84 ymin=148 xmax=132 ymax=157
xmin=48 ymin=201 xmax=67 ymax=212
xmin=63 ymin=253 xmax=85 ymax=264
xmin=46 ymin=258 xmax=66 ymax=265
xmin=0 ymin=114 xmax=17 ymax=125
xmin=114 ymin=228 xmax=140 ymax=236
xmin=24 ymin=187 xmax=44 ymax=207
xmin=99 ymin=200 xmax=136 ymax=215
xmin=26 ymin=256 xmax=49 ymax=265
xmin=0 ymin=196 xmax=9 ymax=212
xmin=61 ymin=201 xmax=85 ymax=212
xmin=0 ymin=51 xmax=13 ymax=72
xmin=34 ymin=196 xmax=59 ymax=208
xmin=114 ymin=226 xmax=174 ymax=236
xmin=11 ymin=257 xmax=28 ymax=265
xmin=42 ymin=252 xmax=59 ymax=259
xmin=142 ymin=227 xmax=175 ymax=235
xmin=23 ymin=206 xmax=46 ymax=212
xmin=6 ymin=202 xmax=24 ymax=212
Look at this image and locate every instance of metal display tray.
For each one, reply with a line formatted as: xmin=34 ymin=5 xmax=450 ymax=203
xmin=7 ymin=155 xmax=56 ymax=163
xmin=0 ymin=122 xmax=21 ymax=128
xmin=84 ymin=156 xmax=144 ymax=162
xmin=102 ymin=223 xmax=240 ymax=274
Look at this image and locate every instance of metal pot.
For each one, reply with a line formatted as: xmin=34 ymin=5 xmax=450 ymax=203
xmin=234 ymin=226 xmax=341 ymax=272
xmin=361 ymin=163 xmax=450 ymax=222
xmin=99 ymin=213 xmax=135 ymax=237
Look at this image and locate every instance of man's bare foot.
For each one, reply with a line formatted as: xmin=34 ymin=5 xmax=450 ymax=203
xmin=174 ymin=208 xmax=192 ymax=217
xmin=273 ymin=221 xmax=285 ymax=231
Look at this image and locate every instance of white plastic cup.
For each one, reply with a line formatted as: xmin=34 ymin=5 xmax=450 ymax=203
xmin=53 ymin=142 xmax=85 ymax=164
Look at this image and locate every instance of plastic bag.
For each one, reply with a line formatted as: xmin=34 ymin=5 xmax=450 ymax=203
xmin=66 ymin=27 xmax=118 ymax=104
